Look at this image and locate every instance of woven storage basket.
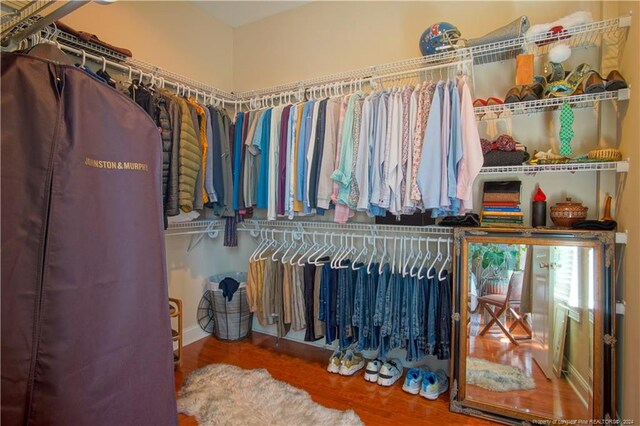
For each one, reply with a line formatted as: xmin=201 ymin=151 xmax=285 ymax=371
xmin=588 ymin=148 xmax=622 ymax=161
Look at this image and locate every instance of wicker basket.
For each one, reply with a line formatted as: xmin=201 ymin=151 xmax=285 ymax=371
xmin=588 ymin=148 xmax=622 ymax=161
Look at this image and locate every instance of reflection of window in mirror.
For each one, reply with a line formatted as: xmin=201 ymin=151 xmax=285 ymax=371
xmin=551 ymin=247 xmax=593 ymax=323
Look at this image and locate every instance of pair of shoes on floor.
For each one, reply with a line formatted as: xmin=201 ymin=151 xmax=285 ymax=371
xmin=402 ymin=367 xmax=449 ymax=400
xmin=364 ymin=358 xmax=403 ymax=386
xmin=327 ymin=349 xmax=365 ymax=376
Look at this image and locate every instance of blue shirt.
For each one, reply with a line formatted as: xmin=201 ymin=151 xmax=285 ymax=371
xmin=256 ymin=108 xmax=272 ymax=209
xmin=232 ymin=111 xmax=245 ymax=211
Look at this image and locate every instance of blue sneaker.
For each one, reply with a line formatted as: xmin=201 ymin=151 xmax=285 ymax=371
xmin=419 ymin=369 xmax=449 ymax=400
xmin=402 ymin=368 xmax=427 ymax=395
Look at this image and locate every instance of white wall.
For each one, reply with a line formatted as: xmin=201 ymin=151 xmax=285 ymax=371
xmin=62 ymin=1 xmax=234 ymax=90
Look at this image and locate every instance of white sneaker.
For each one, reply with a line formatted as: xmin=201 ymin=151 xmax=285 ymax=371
xmin=364 ymin=359 xmax=383 ymax=383
xmin=419 ymin=369 xmax=449 ymax=400
xmin=327 ymin=349 xmax=344 ymax=374
xmin=377 ymin=359 xmax=403 ymax=387
xmin=339 ymin=350 xmax=365 ymax=376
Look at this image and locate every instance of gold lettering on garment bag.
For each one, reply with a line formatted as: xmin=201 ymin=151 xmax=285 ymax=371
xmin=84 ymin=157 xmax=149 ymax=172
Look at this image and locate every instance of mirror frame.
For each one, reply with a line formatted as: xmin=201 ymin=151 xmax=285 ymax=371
xmin=450 ymin=228 xmax=616 ymax=424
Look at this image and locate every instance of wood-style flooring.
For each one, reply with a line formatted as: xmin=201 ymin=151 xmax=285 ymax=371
xmin=175 ymin=332 xmax=495 ymax=425
xmin=467 ymin=322 xmax=591 ymax=419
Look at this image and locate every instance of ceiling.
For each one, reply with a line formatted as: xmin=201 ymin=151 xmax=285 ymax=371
xmin=193 ymin=1 xmax=311 ymax=28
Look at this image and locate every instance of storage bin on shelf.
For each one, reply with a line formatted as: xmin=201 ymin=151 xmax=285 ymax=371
xmin=207 ymin=272 xmax=252 ymax=341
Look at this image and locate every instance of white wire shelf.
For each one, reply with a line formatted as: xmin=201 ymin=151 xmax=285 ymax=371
xmin=1 ymin=0 xmax=51 ymax=37
xmin=469 ymin=15 xmax=630 ymax=65
xmin=474 ymin=89 xmax=630 ymax=119
xmin=166 ymin=218 xmax=454 ymax=236
xmin=479 ymin=160 xmax=628 ymax=175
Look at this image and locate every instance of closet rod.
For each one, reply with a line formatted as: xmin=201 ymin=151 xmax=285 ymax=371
xmin=239 ymin=58 xmax=474 ymax=109
xmin=38 ymin=39 xmax=239 ymax=106
xmin=1 ymin=1 xmax=86 ymax=50
xmin=236 ymin=50 xmax=473 ymax=99
xmin=242 ymin=227 xmax=453 ymax=244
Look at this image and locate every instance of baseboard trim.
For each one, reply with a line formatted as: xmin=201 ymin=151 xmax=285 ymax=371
xmin=565 ymin=358 xmax=592 ymax=409
xmin=183 ymin=325 xmax=210 ymax=346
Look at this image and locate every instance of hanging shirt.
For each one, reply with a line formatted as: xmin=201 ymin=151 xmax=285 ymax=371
xmin=298 ymin=100 xmax=315 ymax=213
xmin=317 ymin=97 xmax=341 ymax=210
xmin=403 ymin=86 xmax=418 ymax=214
xmin=204 ymin=107 xmax=217 ymax=204
xmin=232 ymin=111 xmax=245 ymax=211
xmin=417 ymin=81 xmax=444 ymax=209
xmin=268 ymin=105 xmax=284 ymax=220
xmin=437 ymin=81 xmax=452 ymax=213
xmin=302 ymin=101 xmax=321 ymax=213
xmin=347 ymin=96 xmax=364 ymax=209
xmin=331 ymin=92 xmax=362 ymax=206
xmin=456 ymin=76 xmax=484 ymax=214
xmin=370 ymin=91 xmax=388 ymax=215
xmin=291 ymin=104 xmax=305 ymax=214
xmin=256 ymin=108 xmax=272 ymax=209
xmin=355 ymin=93 xmax=374 ymax=211
xmin=244 ymin=109 xmax=264 ymax=208
xmin=411 ymin=84 xmax=435 ymax=207
xmin=400 ymin=86 xmax=414 ymax=214
xmin=277 ymin=105 xmax=291 ymax=216
xmin=446 ymin=81 xmax=463 ymax=215
xmin=310 ymin=99 xmax=330 ymax=210
xmin=284 ymin=104 xmax=297 ymax=215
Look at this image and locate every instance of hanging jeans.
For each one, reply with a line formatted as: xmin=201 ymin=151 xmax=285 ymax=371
xmin=406 ymin=271 xmax=427 ymax=362
xmin=374 ymin=264 xmax=390 ymax=357
xmin=352 ymin=264 xmax=365 ymax=349
xmin=354 ymin=264 xmax=379 ymax=352
xmin=337 ymin=260 xmax=354 ymax=349
xmin=303 ymin=263 xmax=317 ymax=341
xmin=436 ymin=271 xmax=452 ymax=360
xmin=425 ymin=268 xmax=439 ymax=355
xmin=319 ymin=263 xmax=337 ymax=344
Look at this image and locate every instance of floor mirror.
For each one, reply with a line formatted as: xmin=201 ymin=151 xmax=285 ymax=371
xmin=450 ymin=228 xmax=616 ymax=424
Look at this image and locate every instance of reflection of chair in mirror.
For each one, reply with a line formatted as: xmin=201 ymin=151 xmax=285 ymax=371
xmin=477 ymin=271 xmax=532 ymax=345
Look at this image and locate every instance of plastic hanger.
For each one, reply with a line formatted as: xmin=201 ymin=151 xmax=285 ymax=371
xmin=280 ymin=231 xmax=297 ymax=264
xmin=366 ymin=236 xmax=377 ymax=274
xmin=378 ymin=236 xmax=388 ymax=275
xmin=409 ymin=237 xmax=423 ymax=278
xmin=249 ymin=229 xmax=265 ymax=262
xmin=351 ymin=234 xmax=368 ymax=271
xmin=297 ymin=232 xmax=318 ymax=266
xmin=391 ymin=236 xmax=398 ymax=274
xmin=272 ymin=231 xmax=290 ymax=262
xmin=402 ymin=236 xmax=413 ymax=277
xmin=332 ymin=233 xmax=347 ymax=269
xmin=438 ymin=238 xmax=451 ymax=281
xmin=258 ymin=229 xmax=277 ymax=261
xmin=336 ymin=233 xmax=356 ymax=269
xmin=427 ymin=238 xmax=444 ymax=279
xmin=289 ymin=237 xmax=307 ymax=266
xmin=417 ymin=237 xmax=432 ymax=280
xmin=308 ymin=232 xmax=329 ymax=264
xmin=313 ymin=233 xmax=334 ymax=266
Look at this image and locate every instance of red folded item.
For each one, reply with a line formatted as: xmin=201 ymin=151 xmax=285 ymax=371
xmin=56 ymin=21 xmax=132 ymax=57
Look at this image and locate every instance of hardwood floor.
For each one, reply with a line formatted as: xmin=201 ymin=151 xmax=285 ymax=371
xmin=174 ymin=332 xmax=494 ymax=425
xmin=467 ymin=325 xmax=591 ymax=419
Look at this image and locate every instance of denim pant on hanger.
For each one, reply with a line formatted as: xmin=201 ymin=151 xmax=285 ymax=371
xmin=425 ymin=268 xmax=439 ymax=355
xmin=375 ymin=264 xmax=391 ymax=358
xmin=436 ymin=270 xmax=452 ymax=360
xmin=337 ymin=259 xmax=354 ymax=350
xmin=367 ymin=266 xmax=380 ymax=351
xmin=389 ymin=272 xmax=404 ymax=352
xmin=352 ymin=264 xmax=365 ymax=350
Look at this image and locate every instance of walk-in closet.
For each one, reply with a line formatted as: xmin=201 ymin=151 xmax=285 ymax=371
xmin=1 ymin=1 xmax=638 ymax=425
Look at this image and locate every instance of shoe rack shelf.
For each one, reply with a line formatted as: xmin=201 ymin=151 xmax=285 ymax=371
xmin=474 ymin=88 xmax=630 ymax=119
xmin=469 ymin=15 xmax=630 ymax=66
xmin=479 ymin=160 xmax=628 ymax=175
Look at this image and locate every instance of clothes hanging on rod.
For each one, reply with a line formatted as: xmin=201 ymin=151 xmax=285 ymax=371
xmin=233 ymin=75 xmax=482 ymax=223
xmin=244 ymin=238 xmax=452 ymax=362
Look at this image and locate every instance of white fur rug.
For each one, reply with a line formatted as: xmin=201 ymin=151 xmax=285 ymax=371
xmin=466 ymin=357 xmax=535 ymax=392
xmin=178 ymin=364 xmax=363 ymax=426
